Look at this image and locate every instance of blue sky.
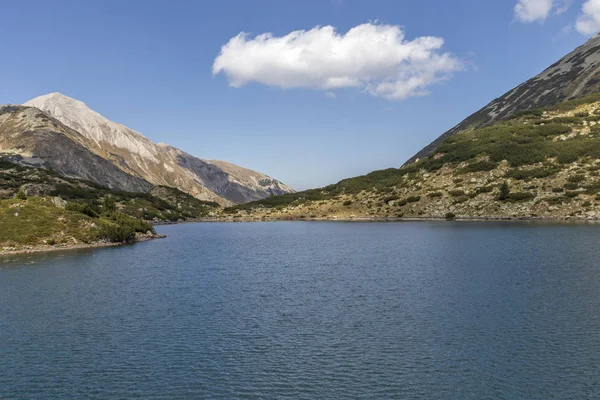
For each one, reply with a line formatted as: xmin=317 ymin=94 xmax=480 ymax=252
xmin=1 ymin=0 xmax=598 ymax=189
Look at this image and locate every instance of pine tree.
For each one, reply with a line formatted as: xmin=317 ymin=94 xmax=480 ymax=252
xmin=499 ymin=181 xmax=510 ymax=201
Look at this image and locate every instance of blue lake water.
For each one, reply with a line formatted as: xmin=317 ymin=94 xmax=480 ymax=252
xmin=1 ymin=221 xmax=600 ymax=399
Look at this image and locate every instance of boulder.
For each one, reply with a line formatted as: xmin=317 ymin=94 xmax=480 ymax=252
xmin=52 ymin=197 xmax=67 ymax=209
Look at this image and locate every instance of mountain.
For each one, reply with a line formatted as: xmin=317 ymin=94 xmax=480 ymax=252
xmin=221 ymin=37 xmax=600 ymax=221
xmin=0 ymin=105 xmax=152 ymax=192
xmin=16 ymin=93 xmax=293 ymax=205
xmin=404 ymin=33 xmax=600 ymax=166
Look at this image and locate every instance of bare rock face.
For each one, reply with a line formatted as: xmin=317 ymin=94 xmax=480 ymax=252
xmin=0 ymin=105 xmax=153 ymax=193
xmin=20 ymin=183 xmax=55 ymax=197
xmin=22 ymin=93 xmax=294 ymax=204
xmin=52 ymin=196 xmax=67 ymax=208
xmin=405 ymin=34 xmax=600 ymax=165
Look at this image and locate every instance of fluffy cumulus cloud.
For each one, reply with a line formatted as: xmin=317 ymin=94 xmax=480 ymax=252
xmin=212 ymin=23 xmax=463 ymax=100
xmin=577 ymin=0 xmax=600 ymax=34
xmin=514 ymin=0 xmax=554 ymax=22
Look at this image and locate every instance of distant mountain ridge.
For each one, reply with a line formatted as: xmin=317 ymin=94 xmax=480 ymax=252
xmin=0 ymin=93 xmax=295 ymax=205
xmin=404 ymin=33 xmax=600 ymax=165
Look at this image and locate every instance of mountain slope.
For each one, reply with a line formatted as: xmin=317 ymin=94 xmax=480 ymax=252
xmin=24 ymin=93 xmax=293 ymax=205
xmin=0 ymin=105 xmax=152 ymax=192
xmin=223 ymin=95 xmax=600 ymax=221
xmin=405 ymin=34 xmax=600 ymax=165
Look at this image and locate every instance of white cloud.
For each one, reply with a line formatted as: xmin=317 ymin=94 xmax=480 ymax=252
xmin=577 ymin=0 xmax=600 ymax=35
xmin=514 ymin=0 xmax=573 ymax=23
xmin=514 ymin=0 xmax=554 ymax=22
xmin=324 ymin=91 xmax=336 ymax=99
xmin=212 ymin=23 xmax=463 ymax=100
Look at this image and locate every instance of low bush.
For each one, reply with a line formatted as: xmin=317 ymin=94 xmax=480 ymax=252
xmin=97 ymin=223 xmax=136 ymax=243
xmin=567 ymin=174 xmax=586 ymax=183
xmin=65 ymin=202 xmax=97 ymax=217
xmin=382 ymin=195 xmax=399 ymax=204
xmin=505 ymin=166 xmax=561 ymax=180
xmin=506 ymin=192 xmax=535 ymax=202
xmin=476 ymin=186 xmax=493 ymax=194
xmin=545 ymin=196 xmax=571 ymax=204
xmin=448 ymin=190 xmax=466 ymax=197
xmin=458 ymin=161 xmax=498 ymax=174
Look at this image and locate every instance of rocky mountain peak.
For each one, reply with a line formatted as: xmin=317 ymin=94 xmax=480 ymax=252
xmin=15 ymin=93 xmax=294 ymax=205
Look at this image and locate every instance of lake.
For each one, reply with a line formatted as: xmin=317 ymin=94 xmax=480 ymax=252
xmin=1 ymin=221 xmax=600 ymax=399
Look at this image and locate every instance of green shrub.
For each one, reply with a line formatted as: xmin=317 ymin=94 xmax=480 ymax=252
xmin=15 ymin=190 xmax=27 ymax=200
xmin=564 ymin=182 xmax=580 ymax=190
xmin=476 ymin=186 xmax=493 ymax=194
xmin=445 ymin=212 xmax=456 ymax=220
xmin=507 ymin=192 xmax=535 ymax=202
xmin=428 ymin=192 xmax=443 ymax=198
xmin=406 ymin=196 xmax=421 ymax=203
xmin=545 ymin=196 xmax=571 ymax=204
xmin=448 ymin=190 xmax=466 ymax=197
xmin=499 ymin=181 xmax=510 ymax=201
xmin=567 ymin=174 xmax=586 ymax=183
xmin=97 ymin=223 xmax=136 ymax=243
xmin=102 ymin=212 xmax=155 ymax=234
xmin=65 ymin=202 xmax=97 ymax=217
xmin=342 ymin=200 xmax=352 ymax=206
xmin=552 ymin=187 xmax=564 ymax=193
xmin=584 ymin=182 xmax=600 ymax=194
xmin=505 ymin=166 xmax=560 ymax=180
xmin=552 ymin=116 xmax=583 ymax=125
xmin=458 ymin=160 xmax=498 ymax=174
xmin=510 ymin=108 xmax=543 ymax=119
xmin=103 ymin=196 xmax=117 ymax=212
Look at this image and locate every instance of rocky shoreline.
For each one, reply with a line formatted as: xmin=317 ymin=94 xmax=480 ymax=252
xmin=198 ymin=214 xmax=600 ymax=223
xmin=4 ymin=215 xmax=598 ymax=257
xmin=0 ymin=233 xmax=166 ymax=257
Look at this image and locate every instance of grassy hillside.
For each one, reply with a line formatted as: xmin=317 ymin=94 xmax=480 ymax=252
xmin=0 ymin=159 xmax=221 ymax=251
xmin=224 ymin=93 xmax=600 ymax=221
xmin=0 ymin=159 xmax=219 ymax=221
xmin=0 ymin=196 xmax=155 ymax=247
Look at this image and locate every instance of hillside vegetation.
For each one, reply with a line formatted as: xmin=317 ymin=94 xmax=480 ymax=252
xmin=224 ymin=93 xmax=600 ymax=221
xmin=0 ymin=159 xmax=220 ymax=252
